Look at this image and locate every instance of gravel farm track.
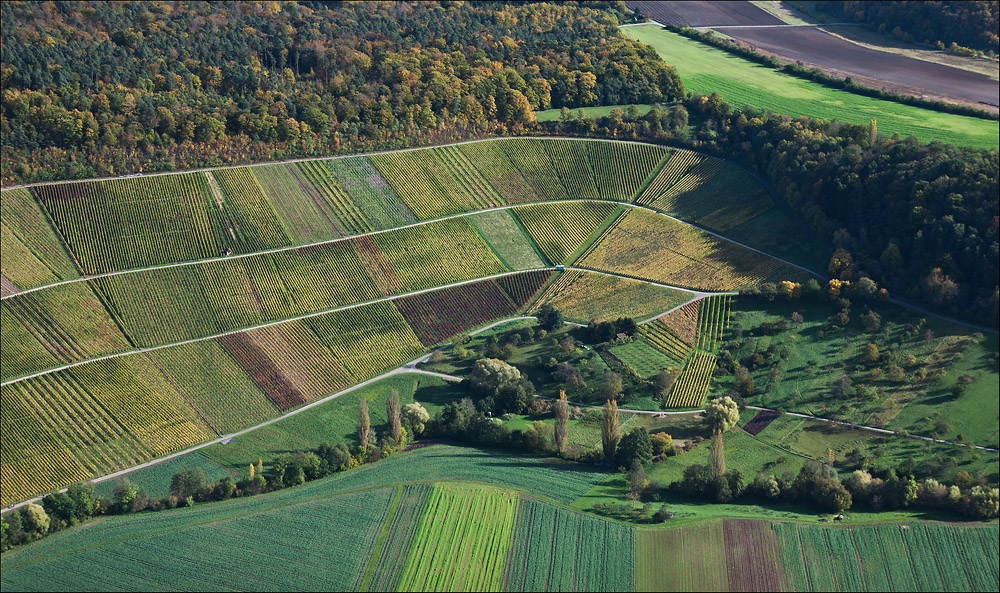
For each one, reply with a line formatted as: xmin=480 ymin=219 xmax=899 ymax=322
xmin=626 ymin=0 xmax=1000 ymax=107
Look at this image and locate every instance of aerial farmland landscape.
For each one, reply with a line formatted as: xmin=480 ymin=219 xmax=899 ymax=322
xmin=0 ymin=1 xmax=997 ymax=591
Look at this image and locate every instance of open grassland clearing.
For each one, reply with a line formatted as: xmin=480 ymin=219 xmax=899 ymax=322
xmin=714 ymin=298 xmax=1000 ymax=447
xmin=469 ymin=209 xmax=546 ymax=271
xmin=33 ymin=173 xmax=221 ymax=274
xmin=514 ymin=201 xmax=620 ymax=265
xmin=774 ymin=522 xmax=1000 ymax=592
xmin=252 ymin=162 xmax=346 ymax=244
xmin=622 ymin=25 xmax=999 ymax=150
xmin=577 ymin=208 xmax=812 ymax=290
xmin=397 ymin=485 xmax=518 ymax=592
xmin=0 ymin=487 xmax=395 ymax=592
xmin=0 ymin=188 xmax=79 ymax=288
xmin=1 ymin=282 xmax=131 ymax=380
xmin=370 ymin=217 xmax=507 ymax=292
xmin=325 ymin=156 xmax=417 ymax=230
xmin=504 ymin=497 xmax=635 ymax=591
xmin=396 ymin=279 xmax=517 ymax=347
xmin=538 ymin=271 xmax=690 ymax=323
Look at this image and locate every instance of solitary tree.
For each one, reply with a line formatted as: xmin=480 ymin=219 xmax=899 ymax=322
xmin=602 ymin=399 xmax=620 ymax=464
xmin=358 ymin=399 xmax=372 ymax=449
xmin=403 ymin=402 xmax=430 ymax=435
xmin=704 ymin=396 xmax=740 ymax=434
xmin=554 ymin=389 xmax=569 ymax=454
xmin=709 ymin=430 xmax=725 ymax=478
xmin=601 ymin=371 xmax=623 ymax=401
xmin=386 ymin=389 xmax=402 ymax=443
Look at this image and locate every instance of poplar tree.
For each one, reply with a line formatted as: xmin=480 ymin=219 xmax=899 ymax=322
xmin=387 ymin=389 xmax=402 ymax=443
xmin=602 ymin=399 xmax=619 ymax=464
xmin=554 ymin=389 xmax=569 ymax=454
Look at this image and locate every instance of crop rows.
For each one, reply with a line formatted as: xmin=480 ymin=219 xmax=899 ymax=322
xmin=1 ymin=354 xmax=211 ymax=506
xmin=665 ymin=350 xmax=716 ymax=408
xmin=0 ymin=304 xmax=60 ymax=380
xmin=324 ymin=157 xmax=417 ymax=230
xmin=396 ymin=280 xmax=517 ymax=346
xmin=637 ymin=320 xmax=692 ymax=363
xmin=397 ymin=485 xmax=517 ymax=592
xmin=306 ymin=300 xmax=425 ymax=380
xmin=370 ymin=150 xmax=474 ymax=220
xmin=35 ymin=173 xmax=219 ymax=274
xmin=544 ymin=139 xmax=602 ymax=200
xmin=514 ymin=201 xmax=618 ymax=265
xmin=497 ymin=138 xmax=569 ymax=201
xmin=588 ymin=141 xmax=665 ymax=202
xmin=697 ymin=295 xmax=730 ymax=351
xmin=364 ymin=484 xmax=431 ymax=592
xmin=370 ymin=217 xmax=507 ymax=292
xmin=609 ymin=340 xmax=678 ymax=378
xmin=1 ymin=187 xmax=79 ymax=286
xmin=468 ymin=210 xmax=545 ymax=271
xmin=651 ymin=160 xmax=774 ymax=232
xmin=636 ymin=521 xmax=729 ymax=591
xmin=577 ymin=207 xmax=810 ymax=290
xmin=657 ymin=300 xmax=700 ymax=344
xmin=296 ymin=159 xmax=373 ymax=234
xmin=455 ymin=141 xmax=538 ymax=204
xmin=145 ymin=340 xmax=278 ymax=434
xmin=1 ymin=222 xmax=59 ymax=290
xmin=503 ymin=497 xmax=635 ymax=592
xmin=635 ymin=149 xmax=704 ymax=205
xmin=741 ymin=410 xmax=781 ymax=437
xmin=211 ymin=167 xmax=291 ymax=252
xmin=433 ymin=145 xmax=506 ymax=210
xmin=574 ymin=208 xmax=629 ymax=264
xmin=495 ymin=270 xmax=554 ymax=309
xmin=1 ymin=282 xmax=131 ymax=380
xmin=530 ymin=269 xmax=583 ymax=309
xmin=244 ymin=320 xmax=354 ymax=403
xmin=542 ymin=271 xmax=689 ymax=324
xmin=252 ymin=163 xmax=347 ymax=244
xmin=773 ymin=522 xmax=999 ymax=592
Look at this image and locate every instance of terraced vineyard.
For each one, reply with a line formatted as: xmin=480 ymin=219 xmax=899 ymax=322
xmin=696 ymin=295 xmax=731 ymax=352
xmin=577 ymin=208 xmax=812 ymax=290
xmin=1 ymin=137 xmax=831 ymax=508
xmin=539 ymin=271 xmax=690 ymax=323
xmin=514 ymin=201 xmax=619 ymax=265
xmin=665 ymin=350 xmax=717 ymax=408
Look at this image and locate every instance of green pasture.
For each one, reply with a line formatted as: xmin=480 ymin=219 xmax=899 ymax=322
xmin=623 ymin=25 xmax=999 ymax=149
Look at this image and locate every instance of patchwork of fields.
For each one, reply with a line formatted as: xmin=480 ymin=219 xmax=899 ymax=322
xmin=2 ymin=444 xmax=996 ymax=591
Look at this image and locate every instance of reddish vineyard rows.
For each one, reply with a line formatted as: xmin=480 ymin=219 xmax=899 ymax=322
xmin=217 ymin=332 xmax=307 ymax=411
xmin=396 ymin=280 xmax=517 ymax=346
xmin=741 ymin=410 xmax=781 ymax=436
xmin=496 ymin=270 xmax=554 ymax=309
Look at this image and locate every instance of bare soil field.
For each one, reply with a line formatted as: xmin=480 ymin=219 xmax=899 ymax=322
xmin=627 ymin=1 xmax=1000 ymax=107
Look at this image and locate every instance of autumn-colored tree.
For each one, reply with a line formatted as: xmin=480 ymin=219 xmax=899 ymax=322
xmin=602 ymin=399 xmax=620 ymax=464
xmin=554 ymin=390 xmax=569 ymax=454
xmin=386 ymin=389 xmax=402 ymax=443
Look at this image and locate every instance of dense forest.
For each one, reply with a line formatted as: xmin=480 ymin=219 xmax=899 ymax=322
xmin=813 ymin=1 xmax=999 ymax=54
xmin=0 ymin=0 xmax=680 ymax=182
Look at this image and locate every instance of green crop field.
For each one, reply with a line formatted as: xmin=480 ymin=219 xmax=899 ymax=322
xmin=540 ymin=270 xmax=691 ymax=323
xmin=361 ymin=484 xmax=432 ymax=592
xmin=610 ymin=339 xmax=681 ymax=377
xmin=505 ymin=496 xmax=635 ymax=591
xmin=252 ymin=163 xmax=347 ymax=244
xmin=622 ymin=25 xmax=999 ymax=150
xmin=535 ymin=103 xmax=655 ymax=122
xmin=296 ymin=159 xmax=374 ymax=234
xmin=397 ymin=485 xmax=518 ymax=591
xmin=325 ymin=157 xmax=417 ymax=231
xmin=774 ymin=522 xmax=1000 ymax=591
